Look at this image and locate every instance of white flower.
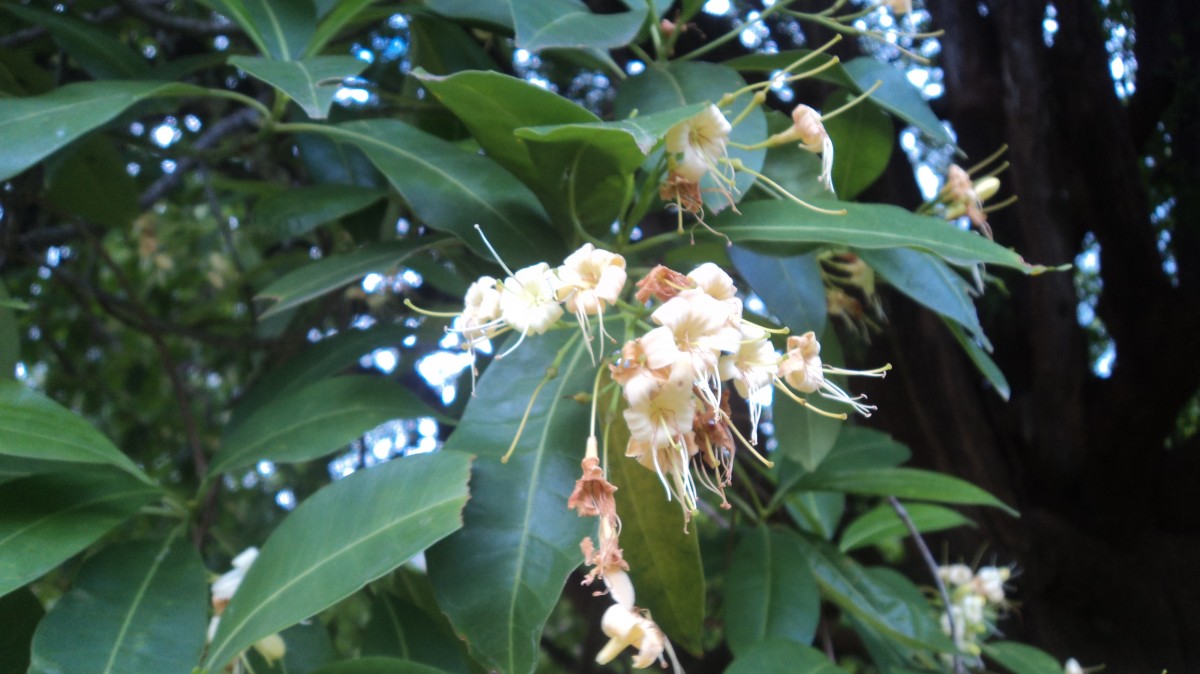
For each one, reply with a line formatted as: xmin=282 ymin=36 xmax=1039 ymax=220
xmin=459 ymin=275 xmax=503 ymax=345
xmin=687 ymin=262 xmax=738 ymax=304
xmin=778 ymin=331 xmax=886 ymax=417
xmin=494 ymin=263 xmax=563 ymax=358
xmin=961 ymin=593 xmax=986 ymax=628
xmin=792 ymin=104 xmax=835 ymax=191
xmin=211 ymin=547 xmax=258 ymax=608
xmin=1064 ymin=658 xmax=1085 ymax=674
xmin=938 ymin=563 xmax=974 ymax=587
xmin=557 ymin=244 xmax=627 ymax=360
xmin=718 ymin=324 xmax=778 ymax=439
xmin=651 ymin=289 xmax=742 ymax=405
xmin=611 ymin=326 xmax=682 ymax=408
xmin=974 ymin=566 xmax=1010 ymax=603
xmin=665 ymin=104 xmax=732 ymax=184
xmin=594 ymin=604 xmax=666 ymax=669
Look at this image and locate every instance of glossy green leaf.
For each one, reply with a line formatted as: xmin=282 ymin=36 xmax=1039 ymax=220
xmin=615 ymin=61 xmax=767 ymax=213
xmin=427 ymin=1 xmax=513 ymax=29
xmin=0 ymin=284 xmax=17 ymax=380
xmin=795 ymin=537 xmax=952 ymax=651
xmin=771 ymin=383 xmax=846 ymax=472
xmin=408 ymin=14 xmax=498 ymax=77
xmin=799 ymin=467 xmax=1017 ymax=516
xmin=730 ymin=247 xmax=826 ymax=340
xmin=0 ymin=587 xmax=42 ymax=674
xmin=199 ymin=0 xmax=315 ymax=60
xmin=363 ymin=592 xmax=475 ymax=674
xmin=857 ymin=247 xmax=986 ymax=346
xmin=306 ymin=0 xmax=381 ymax=56
xmin=210 ymin=375 xmax=438 ymax=476
xmin=0 ymin=80 xmax=207 ymax=183
xmin=1 ymin=5 xmax=150 ymax=80
xmin=516 ymin=104 xmax=708 ymax=232
xmin=310 ymin=658 xmax=450 ymax=674
xmin=818 ymin=425 xmax=911 ymax=473
xmin=783 ymin=490 xmax=845 ymax=541
xmin=945 ymin=318 xmax=1011 ymax=401
xmin=725 ymin=639 xmax=849 ymax=674
xmin=714 ymin=200 xmax=1044 ymax=272
xmin=725 ymin=527 xmax=820 ymax=656
xmin=607 ymin=418 xmax=705 ymax=655
xmin=204 ymin=451 xmax=472 ymax=669
xmin=417 ymin=69 xmax=598 ymax=187
xmin=28 ymin=532 xmax=207 ymax=674
xmin=255 ymin=184 xmax=386 ymax=241
xmin=511 ymin=0 xmax=646 ymax=52
xmin=231 ymin=56 xmax=365 ymax=119
xmin=982 ymin=641 xmax=1065 ymax=674
xmin=298 ymin=120 xmax=561 ymax=267
xmin=823 ymin=90 xmax=893 ymax=200
xmin=843 ymin=57 xmax=954 ymax=147
xmin=426 ymin=330 xmax=594 ymax=674
xmin=839 ymin=503 xmax=973 ymax=553
xmin=864 ymin=566 xmax=956 ymax=652
xmin=0 ymin=379 xmax=150 ymax=481
xmin=0 ymin=469 xmax=160 ymax=597
xmin=295 ymin=131 xmax=382 ymax=188
xmin=230 ymin=324 xmax=410 ymax=428
xmin=256 ymin=239 xmax=437 ymax=319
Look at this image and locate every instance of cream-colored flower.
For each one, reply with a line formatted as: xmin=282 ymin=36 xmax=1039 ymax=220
xmin=973 ymin=565 xmax=1010 ymax=603
xmin=595 ymin=604 xmax=666 ymax=669
xmin=611 ymin=326 xmax=681 ymax=408
xmin=211 ymin=547 xmax=258 ymax=611
xmin=778 ymin=331 xmax=886 ymax=416
xmin=496 ymin=262 xmax=563 ymax=357
xmin=665 ymin=104 xmax=732 ymax=184
xmin=458 ymin=276 xmax=504 ymax=345
xmin=938 ymin=563 xmax=974 ymax=587
xmin=885 ymin=0 xmax=912 ymax=16
xmin=718 ymin=324 xmax=778 ymax=440
xmin=766 ymin=104 xmax=835 ymax=190
xmin=687 ymin=262 xmax=737 ymax=304
xmin=651 ymin=289 xmax=742 ymax=405
xmin=557 ymin=244 xmax=627 ymax=360
xmin=253 ymin=633 xmax=287 ymax=665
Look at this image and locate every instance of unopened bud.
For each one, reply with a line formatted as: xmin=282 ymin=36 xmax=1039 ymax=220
xmin=974 ymin=176 xmax=1000 ymax=203
xmin=253 ymin=633 xmax=286 ymax=664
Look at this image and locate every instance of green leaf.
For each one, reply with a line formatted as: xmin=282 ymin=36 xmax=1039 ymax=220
xmin=28 ymin=532 xmax=207 ymax=674
xmin=982 ymin=641 xmax=1065 ymax=674
xmin=725 ymin=639 xmax=849 ymax=674
xmin=818 ymin=425 xmax=910 ymax=473
xmin=0 ymin=587 xmax=42 ymax=674
xmin=255 ymin=184 xmax=386 ymax=242
xmin=839 ymin=503 xmax=973 ymax=553
xmin=945 ymin=318 xmax=1011 ymax=401
xmin=210 ymin=375 xmax=439 ymax=476
xmin=231 ymin=56 xmax=366 ymax=119
xmin=842 ymin=57 xmax=954 ymax=147
xmin=511 ymin=0 xmax=647 ymax=52
xmin=295 ymin=131 xmax=382 ymax=188
xmin=363 ymin=592 xmax=475 ymax=674
xmin=408 ymin=14 xmax=498 ymax=77
xmin=0 ymin=80 xmax=209 ymax=183
xmin=427 ymin=1 xmax=513 ymax=30
xmin=426 ymin=330 xmax=594 ymax=674
xmin=306 ymin=0 xmax=381 ymax=57
xmin=256 ymin=239 xmax=437 ymax=319
xmin=299 ymin=120 xmax=562 ymax=268
xmin=729 ymin=248 xmax=826 ymax=337
xmin=856 ymin=248 xmax=987 ymax=347
xmin=714 ymin=200 xmax=1044 ymax=272
xmin=203 ymin=451 xmax=472 ymax=670
xmin=0 ymin=284 xmax=17 ymax=380
xmin=1 ymin=5 xmax=150 ymax=80
xmin=615 ymin=61 xmax=767 ymax=213
xmin=0 ymin=469 xmax=160 ymax=598
xmin=310 ymin=658 xmax=450 ymax=674
xmin=198 ymin=0 xmax=315 ymax=61
xmin=823 ymin=90 xmax=893 ymax=200
xmin=725 ymin=527 xmax=820 ymax=656
xmin=515 ymin=104 xmax=708 ymax=232
xmin=783 ymin=490 xmax=844 ymax=541
xmin=606 ymin=417 xmax=705 ymax=656
xmin=0 ymin=379 xmax=151 ymax=482
xmin=799 ymin=467 xmax=1018 ymax=516
xmin=230 ymin=324 xmax=410 ymax=428
xmin=795 ymin=537 xmax=952 ymax=652
xmin=416 ymin=69 xmax=598 ymax=195
xmin=771 ymin=383 xmax=845 ymax=472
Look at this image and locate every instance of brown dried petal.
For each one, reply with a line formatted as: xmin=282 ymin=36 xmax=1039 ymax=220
xmin=635 ymin=264 xmax=692 ymax=304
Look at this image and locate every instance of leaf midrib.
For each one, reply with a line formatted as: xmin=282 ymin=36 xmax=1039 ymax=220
xmin=101 ymin=530 xmax=181 ymax=674
xmin=0 ymin=486 xmax=155 ymax=549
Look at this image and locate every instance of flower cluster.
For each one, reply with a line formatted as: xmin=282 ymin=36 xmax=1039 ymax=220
xmin=612 ymin=262 xmax=888 ymax=522
xmin=208 ymin=547 xmax=287 ymax=666
xmin=936 ymin=563 xmax=1014 ymax=660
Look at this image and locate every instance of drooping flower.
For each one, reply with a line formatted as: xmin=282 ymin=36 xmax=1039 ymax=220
xmin=557 ymin=244 xmax=627 ymax=359
xmin=941 ymin=164 xmax=1000 ymax=238
xmin=594 ymin=604 xmax=667 ymax=669
xmin=665 ymin=104 xmax=733 ymax=184
xmin=610 ymin=326 xmax=681 ymax=408
xmin=458 ymin=275 xmax=504 ymax=346
xmin=718 ymin=323 xmax=778 ymax=437
xmin=651 ymin=289 xmax=742 ymax=406
xmin=767 ymin=104 xmax=835 ymax=191
xmin=777 ymin=331 xmax=888 ymax=416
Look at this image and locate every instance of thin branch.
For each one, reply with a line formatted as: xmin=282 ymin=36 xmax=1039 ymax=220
xmin=888 ymin=496 xmax=964 ymax=674
xmin=139 ymin=107 xmax=261 ymax=210
xmin=116 ymin=0 xmax=239 ymax=36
